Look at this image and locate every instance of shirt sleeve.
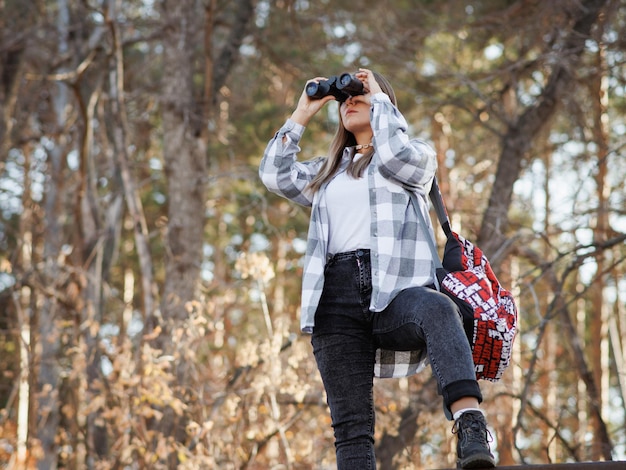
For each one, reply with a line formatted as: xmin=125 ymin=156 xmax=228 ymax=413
xmin=259 ymin=119 xmax=326 ymax=207
xmin=370 ymin=93 xmax=437 ymax=193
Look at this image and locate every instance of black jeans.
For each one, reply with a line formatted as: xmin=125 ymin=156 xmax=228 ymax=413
xmin=312 ymin=249 xmax=481 ymax=469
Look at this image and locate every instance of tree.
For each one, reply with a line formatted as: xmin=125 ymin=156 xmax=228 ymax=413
xmin=477 ymin=0 xmax=611 ymax=260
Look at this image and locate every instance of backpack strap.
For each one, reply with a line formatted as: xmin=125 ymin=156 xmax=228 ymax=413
xmin=428 ymin=177 xmax=452 ymax=237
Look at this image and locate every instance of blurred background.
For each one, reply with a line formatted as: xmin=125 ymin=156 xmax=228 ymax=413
xmin=0 ymin=0 xmax=625 ymax=468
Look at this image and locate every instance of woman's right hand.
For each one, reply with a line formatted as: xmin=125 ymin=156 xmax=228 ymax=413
xmin=290 ymin=77 xmax=336 ymax=126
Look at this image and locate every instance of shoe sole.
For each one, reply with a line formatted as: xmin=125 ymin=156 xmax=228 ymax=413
xmin=457 ymin=454 xmax=496 ymax=469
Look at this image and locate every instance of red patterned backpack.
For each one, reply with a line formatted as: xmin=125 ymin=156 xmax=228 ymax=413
xmin=411 ymin=178 xmax=518 ymax=381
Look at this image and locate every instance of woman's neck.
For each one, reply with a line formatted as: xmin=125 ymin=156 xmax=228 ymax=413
xmin=353 ymin=131 xmax=373 ymax=149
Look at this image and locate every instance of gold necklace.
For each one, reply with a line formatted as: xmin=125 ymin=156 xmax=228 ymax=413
xmin=354 ymin=142 xmax=373 ymax=150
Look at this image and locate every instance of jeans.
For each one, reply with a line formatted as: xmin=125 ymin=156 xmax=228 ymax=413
xmin=311 ymin=249 xmax=481 ymax=470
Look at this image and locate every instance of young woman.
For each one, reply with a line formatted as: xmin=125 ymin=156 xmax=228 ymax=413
xmin=259 ymin=68 xmax=495 ymax=469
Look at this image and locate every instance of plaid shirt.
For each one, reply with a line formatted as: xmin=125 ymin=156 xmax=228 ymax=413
xmin=259 ymin=93 xmax=438 ymax=378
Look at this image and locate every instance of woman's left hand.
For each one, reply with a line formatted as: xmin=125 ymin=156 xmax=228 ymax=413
xmin=356 ymin=68 xmax=383 ymax=95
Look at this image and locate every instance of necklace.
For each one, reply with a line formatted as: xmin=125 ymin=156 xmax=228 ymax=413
xmin=354 ymin=142 xmax=373 ymax=150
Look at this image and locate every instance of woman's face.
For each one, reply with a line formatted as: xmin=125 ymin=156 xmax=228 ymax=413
xmin=339 ymin=93 xmax=372 ymax=134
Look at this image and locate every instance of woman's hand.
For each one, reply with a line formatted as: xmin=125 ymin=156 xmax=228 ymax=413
xmin=290 ymin=77 xmax=336 ymax=126
xmin=355 ymin=68 xmax=383 ymax=95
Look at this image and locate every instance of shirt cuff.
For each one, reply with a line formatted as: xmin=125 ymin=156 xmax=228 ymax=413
xmin=282 ymin=118 xmax=306 ymax=139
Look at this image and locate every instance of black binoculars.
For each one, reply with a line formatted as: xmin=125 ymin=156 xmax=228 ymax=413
xmin=306 ymin=73 xmax=364 ymax=102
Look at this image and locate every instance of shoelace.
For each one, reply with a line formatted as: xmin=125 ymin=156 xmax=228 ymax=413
xmin=451 ymin=415 xmax=494 ymax=443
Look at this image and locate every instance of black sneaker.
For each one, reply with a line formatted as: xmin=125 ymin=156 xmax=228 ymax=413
xmin=452 ymin=411 xmax=496 ymax=469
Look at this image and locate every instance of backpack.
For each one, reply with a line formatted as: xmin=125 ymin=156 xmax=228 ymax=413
xmin=411 ymin=178 xmax=518 ymax=381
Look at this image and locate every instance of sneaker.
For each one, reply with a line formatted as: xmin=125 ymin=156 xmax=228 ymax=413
xmin=452 ymin=411 xmax=496 ymax=469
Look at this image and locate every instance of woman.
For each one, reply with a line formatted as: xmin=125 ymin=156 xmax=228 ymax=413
xmin=259 ymin=68 xmax=495 ymax=469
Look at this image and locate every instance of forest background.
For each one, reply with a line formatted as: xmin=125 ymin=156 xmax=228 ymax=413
xmin=0 ymin=0 xmax=625 ymax=469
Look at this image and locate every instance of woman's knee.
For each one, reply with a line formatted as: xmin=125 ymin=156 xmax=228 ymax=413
xmin=396 ymin=287 xmax=459 ymax=321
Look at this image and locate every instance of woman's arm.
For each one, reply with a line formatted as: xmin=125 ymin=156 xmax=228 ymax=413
xmin=259 ymin=119 xmax=325 ymax=207
xmin=259 ymin=78 xmax=335 ymax=206
xmin=370 ymin=93 xmax=437 ymax=192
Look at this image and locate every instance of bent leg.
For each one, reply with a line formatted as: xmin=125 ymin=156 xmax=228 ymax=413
xmin=372 ymin=287 xmax=482 ymax=410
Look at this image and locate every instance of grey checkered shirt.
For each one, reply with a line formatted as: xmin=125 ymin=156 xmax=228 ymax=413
xmin=259 ymin=93 xmax=438 ymax=378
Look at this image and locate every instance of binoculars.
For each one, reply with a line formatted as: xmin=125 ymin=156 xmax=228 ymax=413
xmin=306 ymin=73 xmax=364 ymax=102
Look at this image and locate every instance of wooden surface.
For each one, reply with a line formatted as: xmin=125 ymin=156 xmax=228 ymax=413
xmin=432 ymin=462 xmax=626 ymax=470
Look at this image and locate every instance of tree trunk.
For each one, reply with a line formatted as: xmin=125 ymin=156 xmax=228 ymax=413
xmin=496 ymin=259 xmax=521 ymax=465
xmin=0 ymin=30 xmax=24 ymax=163
xmin=577 ymin=291 xmax=588 ymax=460
xmin=160 ymin=0 xmax=207 ymax=328
xmin=541 ymin=149 xmax=558 ymax=462
xmin=156 ymin=1 xmax=257 ymax=464
xmin=35 ymin=1 xmax=71 ymax=466
xmin=157 ymin=1 xmax=210 ymax=466
xmin=559 ymin=290 xmax=613 ymax=460
xmin=588 ymin=36 xmax=610 ymax=461
xmin=15 ymin=147 xmax=36 ymax=469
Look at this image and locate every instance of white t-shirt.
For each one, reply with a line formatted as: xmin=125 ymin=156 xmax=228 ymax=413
xmin=325 ymin=156 xmax=372 ymax=254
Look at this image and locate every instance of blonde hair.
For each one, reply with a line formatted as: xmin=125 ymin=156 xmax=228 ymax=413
xmin=308 ymin=71 xmax=397 ymax=193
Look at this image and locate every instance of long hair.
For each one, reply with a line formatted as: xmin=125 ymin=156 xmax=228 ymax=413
xmin=308 ymin=71 xmax=397 ymax=193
